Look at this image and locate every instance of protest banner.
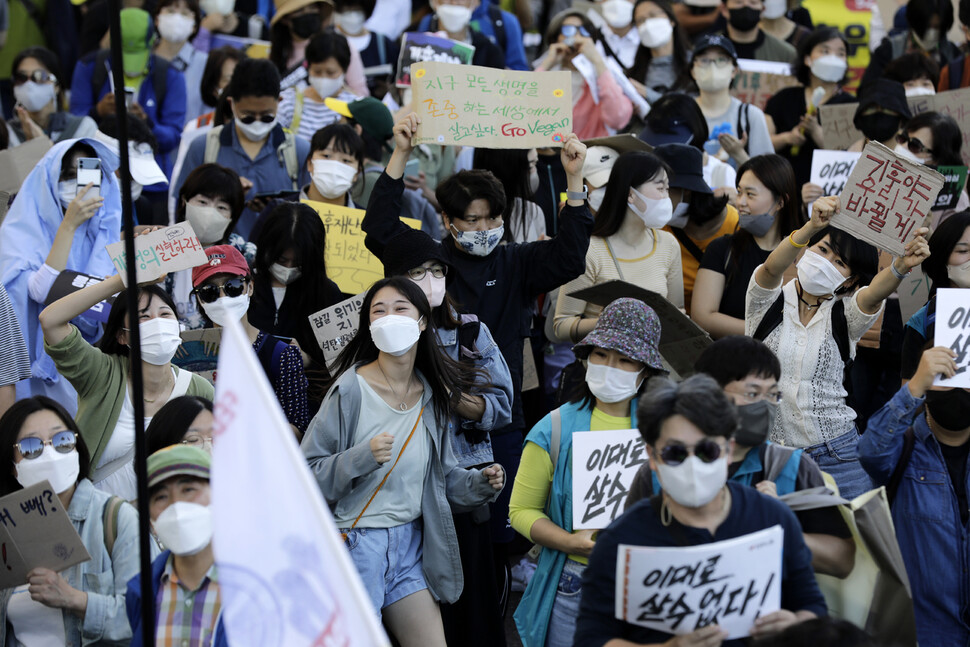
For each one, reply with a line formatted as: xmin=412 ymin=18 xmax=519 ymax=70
xmin=933 ymin=165 xmax=968 ymax=209
xmin=396 ymin=32 xmax=475 ymax=87
xmin=0 ymin=136 xmax=53 ymax=194
xmin=819 ymin=103 xmax=863 ymax=151
xmin=897 ymin=266 xmax=931 ymax=325
xmin=572 ymin=429 xmax=647 ymax=529
xmin=0 ymin=481 xmax=91 ymax=588
xmin=731 ymin=60 xmax=799 ymax=111
xmin=835 ymin=141 xmax=944 ymax=256
xmin=615 ymin=525 xmax=783 ymax=639
xmin=209 ymin=33 xmax=270 ymax=58
xmin=907 ymin=86 xmax=970 ymax=167
xmin=309 ymin=292 xmax=365 ymax=366
xmin=173 ymin=327 xmax=222 ymax=383
xmin=933 ymin=288 xmax=970 ymax=387
xmin=44 ymin=270 xmax=115 ymax=322
xmin=802 ymin=0 xmax=871 ymax=92
xmin=410 ymin=61 xmax=572 ymax=149
xmin=810 ymin=150 xmax=861 ymax=213
xmin=106 ymin=223 xmax=207 ymax=287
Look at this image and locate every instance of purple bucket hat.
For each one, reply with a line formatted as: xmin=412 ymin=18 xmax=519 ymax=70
xmin=573 ymin=298 xmax=665 ymax=371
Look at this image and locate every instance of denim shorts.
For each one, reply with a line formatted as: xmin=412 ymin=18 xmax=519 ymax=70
xmin=341 ymin=520 xmax=427 ymax=616
xmin=546 ymin=559 xmax=586 ymax=647
xmin=805 ymin=428 xmax=874 ymax=501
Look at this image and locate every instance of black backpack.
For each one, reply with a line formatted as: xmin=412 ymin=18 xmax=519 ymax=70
xmin=753 ymin=293 xmax=851 ymax=365
xmin=90 ymin=49 xmax=169 ymax=114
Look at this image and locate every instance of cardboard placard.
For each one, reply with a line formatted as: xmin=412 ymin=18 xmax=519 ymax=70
xmin=568 ymin=281 xmax=712 ymax=377
xmin=614 ymin=525 xmax=783 ymax=639
xmin=173 ymin=327 xmax=222 ymax=383
xmin=897 ymin=266 xmax=931 ymax=325
xmin=818 ymin=103 xmax=863 ymax=151
xmin=835 ymin=141 xmax=944 ymax=256
xmin=933 ymin=288 xmax=970 ymax=387
xmin=410 ymin=61 xmax=572 ymax=149
xmin=933 ymin=165 xmax=968 ymax=210
xmin=208 ymin=33 xmax=270 ymax=58
xmin=0 ymin=481 xmax=91 ymax=588
xmin=572 ymin=429 xmax=647 ymax=530
xmin=0 ymin=136 xmax=53 ymax=194
xmin=522 ymin=337 xmax=539 ymax=391
xmin=309 ymin=292 xmax=365 ymax=367
xmin=731 ymin=60 xmax=799 ymax=111
xmin=44 ymin=270 xmax=116 ymax=322
xmin=396 ymin=32 xmax=475 ymax=87
xmin=808 ymin=150 xmax=861 ymax=214
xmin=105 ymin=223 xmax=207 ymax=287
xmin=907 ymin=87 xmax=970 ymax=167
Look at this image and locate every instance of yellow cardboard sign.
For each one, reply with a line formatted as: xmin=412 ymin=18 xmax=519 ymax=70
xmin=302 ymin=200 xmax=422 ymax=294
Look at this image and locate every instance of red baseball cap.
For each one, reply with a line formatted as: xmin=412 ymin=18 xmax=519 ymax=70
xmin=192 ymin=245 xmax=250 ymax=287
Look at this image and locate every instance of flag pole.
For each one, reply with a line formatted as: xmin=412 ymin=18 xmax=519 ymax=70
xmin=106 ymin=4 xmax=155 ymax=645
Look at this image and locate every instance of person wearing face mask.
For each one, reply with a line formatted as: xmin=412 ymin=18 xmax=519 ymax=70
xmin=510 ymin=299 xmax=666 ymax=647
xmin=884 ymin=52 xmax=940 ymax=100
xmin=893 ymin=111 xmax=965 ymax=171
xmin=39 ymin=248 xmax=215 ymax=500
xmin=694 ymin=154 xmax=803 ymax=338
xmin=472 ymin=147 xmax=546 ymax=243
xmin=420 ymin=0 xmax=512 ymax=70
xmin=574 ymin=374 xmax=826 ymax=647
xmin=145 ymin=395 xmax=215 ymax=456
xmin=301 ymin=277 xmax=505 ymax=647
xmin=836 ymin=80 xmax=912 ymax=169
xmin=192 ymin=245 xmax=310 ymax=432
xmin=714 ymin=0 xmax=796 ymax=63
xmin=938 ymin=0 xmax=970 ymax=91
xmin=296 ymin=123 xmax=363 ymax=209
xmin=554 ymin=151 xmax=684 ymax=346
xmin=153 ymin=0 xmax=210 ymax=122
xmin=859 ymin=346 xmax=970 ymax=645
xmin=627 ymin=0 xmax=690 ymax=103
xmin=595 ymin=0 xmax=640 ymax=69
xmin=0 ymin=396 xmax=149 ymax=647
xmin=332 ymin=0 xmax=400 ymax=98
xmin=127 ymin=445 xmax=228 ymax=647
xmin=765 ymin=27 xmax=857 ymax=188
xmin=745 ymin=196 xmax=930 ymax=500
xmin=626 ymin=336 xmax=856 ymax=578
xmin=95 ymin=117 xmax=172 ymax=226
xmin=758 ymin=0 xmax=810 ymax=48
xmin=0 ymin=138 xmax=123 ymax=415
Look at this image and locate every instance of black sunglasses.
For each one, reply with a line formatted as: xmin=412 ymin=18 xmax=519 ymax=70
xmin=896 ymin=132 xmax=934 ymax=157
xmin=236 ymin=114 xmax=276 ymax=124
xmin=659 ymin=439 xmax=724 ymax=466
xmin=13 ymin=69 xmax=56 ymax=86
xmin=14 ymin=431 xmax=78 ymax=460
xmin=194 ymin=277 xmax=248 ymax=303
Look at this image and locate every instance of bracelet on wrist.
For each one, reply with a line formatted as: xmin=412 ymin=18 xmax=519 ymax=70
xmin=788 ymin=232 xmax=808 ymax=248
xmin=890 ymin=261 xmax=909 ymax=280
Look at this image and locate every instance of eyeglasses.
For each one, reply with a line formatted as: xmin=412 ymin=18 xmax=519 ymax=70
xmin=236 ymin=113 xmax=276 ymax=124
xmin=193 ymin=277 xmax=248 ymax=303
xmin=408 ymin=265 xmax=447 ymax=280
xmin=896 ymin=132 xmax=934 ymax=157
xmin=694 ymin=56 xmax=732 ymax=68
xmin=12 ymin=69 xmax=56 ymax=86
xmin=725 ymin=388 xmax=783 ymax=405
xmin=181 ymin=434 xmax=213 ymax=450
xmin=14 ymin=431 xmax=78 ymax=460
xmin=561 ymin=24 xmax=590 ymax=38
xmin=658 ymin=439 xmax=725 ymax=466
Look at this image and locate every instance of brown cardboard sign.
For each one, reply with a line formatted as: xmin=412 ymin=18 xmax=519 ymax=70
xmin=0 ymin=137 xmax=53 ymax=194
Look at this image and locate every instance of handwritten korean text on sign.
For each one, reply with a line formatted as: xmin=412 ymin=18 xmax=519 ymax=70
xmin=835 ymin=141 xmax=943 ymax=256
xmin=615 ymin=525 xmax=783 ymax=639
xmin=106 ymin=223 xmax=207 ymax=287
xmin=933 ymin=288 xmax=970 ymax=388
xmin=572 ymin=429 xmax=647 ymax=529
xmin=309 ymin=292 xmax=365 ymax=367
xmin=411 ymin=61 xmax=572 ymax=149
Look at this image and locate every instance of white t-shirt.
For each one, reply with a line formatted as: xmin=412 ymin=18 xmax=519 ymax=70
xmin=8 ymin=585 xmax=65 ymax=647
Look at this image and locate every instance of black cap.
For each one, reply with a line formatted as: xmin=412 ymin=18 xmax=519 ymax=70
xmin=382 ymin=228 xmax=450 ymax=278
xmin=854 ymin=78 xmax=912 ymax=125
xmin=653 ymin=144 xmax=712 ymax=195
xmin=691 ymin=34 xmax=738 ymax=63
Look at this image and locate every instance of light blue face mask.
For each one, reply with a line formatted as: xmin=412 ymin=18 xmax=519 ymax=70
xmin=451 ymin=224 xmax=504 ymax=257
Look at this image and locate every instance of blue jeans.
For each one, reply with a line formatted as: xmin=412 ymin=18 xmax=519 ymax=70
xmin=546 ymin=559 xmax=585 ymax=647
xmin=805 ymin=429 xmax=874 ymax=500
xmin=341 ymin=521 xmax=427 ymax=617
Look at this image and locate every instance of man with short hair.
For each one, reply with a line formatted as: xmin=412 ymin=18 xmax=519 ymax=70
xmin=715 ymin=0 xmax=795 ymax=63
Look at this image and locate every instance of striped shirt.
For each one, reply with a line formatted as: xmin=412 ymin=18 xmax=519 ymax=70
xmin=155 ymin=555 xmax=221 ymax=647
xmin=278 ymin=88 xmax=359 ymax=142
xmin=0 ymin=283 xmax=30 ymax=386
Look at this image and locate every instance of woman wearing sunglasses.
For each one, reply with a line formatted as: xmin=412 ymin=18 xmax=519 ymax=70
xmin=7 ymin=47 xmax=98 ymax=146
xmin=191 ymin=244 xmax=310 ymax=433
xmin=535 ymin=11 xmax=633 ymax=139
xmin=573 ymin=375 xmax=826 ymax=647
xmin=0 ymin=396 xmax=149 ymax=645
xmin=511 ymin=298 xmax=667 ymax=647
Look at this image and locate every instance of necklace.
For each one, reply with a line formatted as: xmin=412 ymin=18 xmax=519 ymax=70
xmin=795 ymin=280 xmax=831 ymax=310
xmin=142 ymin=373 xmax=174 ymax=403
xmin=377 ymin=361 xmax=411 ymax=411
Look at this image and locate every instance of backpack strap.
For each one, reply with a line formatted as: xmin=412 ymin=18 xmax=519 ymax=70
xmin=278 ymin=132 xmax=300 ymax=190
xmin=486 ymin=4 xmax=507 ymax=54
xmin=736 ymin=102 xmax=750 ymax=146
xmin=256 ymin=334 xmax=287 ymax=385
xmin=204 ymin=125 xmax=224 ymax=165
xmin=831 ymin=299 xmax=850 ymax=364
xmin=671 ymin=227 xmax=705 ymax=263
xmin=376 ymin=32 xmax=387 ymax=65
xmin=549 ymin=408 xmax=562 ymax=473
xmin=948 ymin=56 xmax=965 ymax=90
xmin=151 ymin=57 xmax=169 ymax=109
xmin=91 ymin=50 xmax=111 ymax=103
xmin=752 ymin=293 xmax=785 ymax=343
xmin=291 ymin=91 xmax=304 ymax=135
xmin=886 ymin=427 xmax=916 ymax=507
xmin=102 ymin=496 xmax=125 ymax=557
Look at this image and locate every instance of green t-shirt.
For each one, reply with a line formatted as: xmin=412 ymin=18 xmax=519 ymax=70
xmin=0 ymin=0 xmax=46 ymax=79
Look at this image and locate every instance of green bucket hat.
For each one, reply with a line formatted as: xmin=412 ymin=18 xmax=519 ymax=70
xmin=148 ymin=445 xmax=211 ymax=488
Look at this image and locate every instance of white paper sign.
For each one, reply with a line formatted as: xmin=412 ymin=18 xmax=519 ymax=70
xmin=614 ymin=525 xmax=783 ymax=639
xmin=308 ymin=292 xmax=365 ymax=367
xmin=809 ymin=150 xmax=861 ymax=214
xmin=933 ymin=288 xmax=970 ymax=387
xmin=572 ymin=429 xmax=647 ymax=530
xmin=105 ymin=223 xmax=207 ymax=286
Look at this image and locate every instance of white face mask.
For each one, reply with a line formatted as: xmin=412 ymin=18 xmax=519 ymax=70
xmin=335 ymin=10 xmax=366 ymax=34
xmin=437 ymin=4 xmax=472 ymax=32
xmin=138 ymin=317 xmax=183 ymax=365
xmin=270 ymin=263 xmax=301 ymax=285
xmin=761 ymin=0 xmax=786 ymax=19
xmin=153 ymin=501 xmax=213 ymax=556
xmin=529 ymin=169 xmax=540 ymax=195
xmin=370 ymin=314 xmax=422 ymax=356
xmin=451 ymin=224 xmax=504 ymax=256
xmin=668 ymin=200 xmax=689 ymax=228
xmin=15 ymin=446 xmax=80 ymax=494
xmin=693 ymin=64 xmax=733 ymax=92
xmin=234 ymin=111 xmax=277 ymax=141
xmin=157 ymin=12 xmax=196 ymax=42
xmin=201 ymin=294 xmax=250 ymax=327
xmin=810 ymin=54 xmax=847 ymax=83
xmin=585 ymin=362 xmax=641 ymax=403
xmin=948 ymin=259 xmax=970 ymax=288
xmin=601 ymin=0 xmax=634 ymax=29
xmin=58 ymin=179 xmax=77 ymax=210
xmin=412 ymin=273 xmax=447 ymax=308
xmin=919 ymin=27 xmax=940 ymax=50
xmin=905 ymin=86 xmax=935 ymax=97
xmin=311 ymin=159 xmax=357 ymax=199
xmin=588 ymin=186 xmax=606 ymax=212
xmin=200 ymin=0 xmax=235 ymax=15
xmin=310 ymin=74 xmax=345 ymax=99
xmin=628 ymin=187 xmax=673 ymax=228
xmin=796 ymin=249 xmax=848 ymax=296
xmin=185 ymin=203 xmax=230 ymax=244
xmin=638 ymin=17 xmax=673 ymax=48
xmin=894 ymin=143 xmax=923 ymax=164
xmin=14 ymin=80 xmax=56 ymax=112
xmin=655 ymin=454 xmax=728 ymax=508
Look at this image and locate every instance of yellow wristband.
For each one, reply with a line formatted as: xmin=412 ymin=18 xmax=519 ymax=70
xmin=789 ymin=232 xmax=808 ymax=248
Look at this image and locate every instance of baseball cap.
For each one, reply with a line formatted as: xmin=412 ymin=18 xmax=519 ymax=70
xmin=192 ymin=245 xmax=250 ymax=287
xmin=692 ymin=34 xmax=738 ymax=63
xmin=93 ymin=130 xmax=168 ymax=186
xmin=148 ymin=445 xmax=211 ymax=489
xmin=325 ymin=96 xmax=394 ymax=142
xmin=653 ymin=144 xmax=712 ymax=194
xmin=120 ymin=9 xmax=154 ymax=78
xmin=583 ymin=146 xmax=620 ymax=188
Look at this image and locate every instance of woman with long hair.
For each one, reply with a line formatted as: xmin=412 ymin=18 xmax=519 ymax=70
xmin=628 ymin=0 xmax=690 ymax=103
xmin=472 ymin=147 xmax=546 ymax=243
xmin=301 ymin=276 xmax=504 ymax=647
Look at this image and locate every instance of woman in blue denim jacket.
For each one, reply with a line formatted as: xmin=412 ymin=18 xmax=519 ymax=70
xmin=0 ymin=396 xmax=148 ymax=646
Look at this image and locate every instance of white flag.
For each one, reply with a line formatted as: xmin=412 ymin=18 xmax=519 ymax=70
xmin=211 ymin=318 xmax=390 ymax=647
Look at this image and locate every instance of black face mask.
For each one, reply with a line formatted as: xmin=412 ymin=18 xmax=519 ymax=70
xmin=925 ymin=388 xmax=970 ymax=432
xmin=857 ymin=113 xmax=900 ymax=145
xmin=728 ymin=7 xmax=761 ymax=32
xmin=290 ymin=13 xmax=322 ymax=39
xmin=734 ymin=400 xmax=777 ymax=447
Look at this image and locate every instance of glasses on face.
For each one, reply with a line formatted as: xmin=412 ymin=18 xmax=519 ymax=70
xmin=408 ymin=265 xmax=447 ymax=280
xmin=193 ymin=277 xmax=248 ymax=303
xmin=896 ymin=132 xmax=934 ymax=157
xmin=181 ymin=434 xmax=213 ymax=450
xmin=14 ymin=431 xmax=78 ymax=460
xmin=694 ymin=56 xmax=732 ymax=68
xmin=13 ymin=69 xmax=56 ymax=85
xmin=236 ymin=113 xmax=276 ymax=124
xmin=658 ymin=439 xmax=725 ymax=466
xmin=561 ymin=24 xmax=590 ymax=39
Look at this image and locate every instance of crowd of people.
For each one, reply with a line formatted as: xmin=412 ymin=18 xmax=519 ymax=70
xmin=0 ymin=0 xmax=968 ymax=645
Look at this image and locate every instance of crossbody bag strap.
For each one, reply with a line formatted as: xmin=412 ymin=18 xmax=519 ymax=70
xmin=603 ymin=237 xmax=626 ymax=281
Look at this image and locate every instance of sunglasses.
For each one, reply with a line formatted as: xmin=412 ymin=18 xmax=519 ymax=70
xmin=896 ymin=132 xmax=934 ymax=157
xmin=236 ymin=113 xmax=276 ymax=124
xmin=14 ymin=431 xmax=78 ymax=460
xmin=658 ymin=439 xmax=724 ymax=466
xmin=12 ymin=69 xmax=56 ymax=86
xmin=561 ymin=24 xmax=590 ymax=38
xmin=407 ymin=265 xmax=447 ymax=280
xmin=194 ymin=277 xmax=248 ymax=303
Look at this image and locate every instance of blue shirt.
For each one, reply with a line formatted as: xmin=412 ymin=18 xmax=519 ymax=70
xmin=417 ymin=0 xmax=529 ymax=71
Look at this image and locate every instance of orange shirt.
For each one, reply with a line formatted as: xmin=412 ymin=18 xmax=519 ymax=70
xmin=665 ymin=204 xmax=739 ymax=313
